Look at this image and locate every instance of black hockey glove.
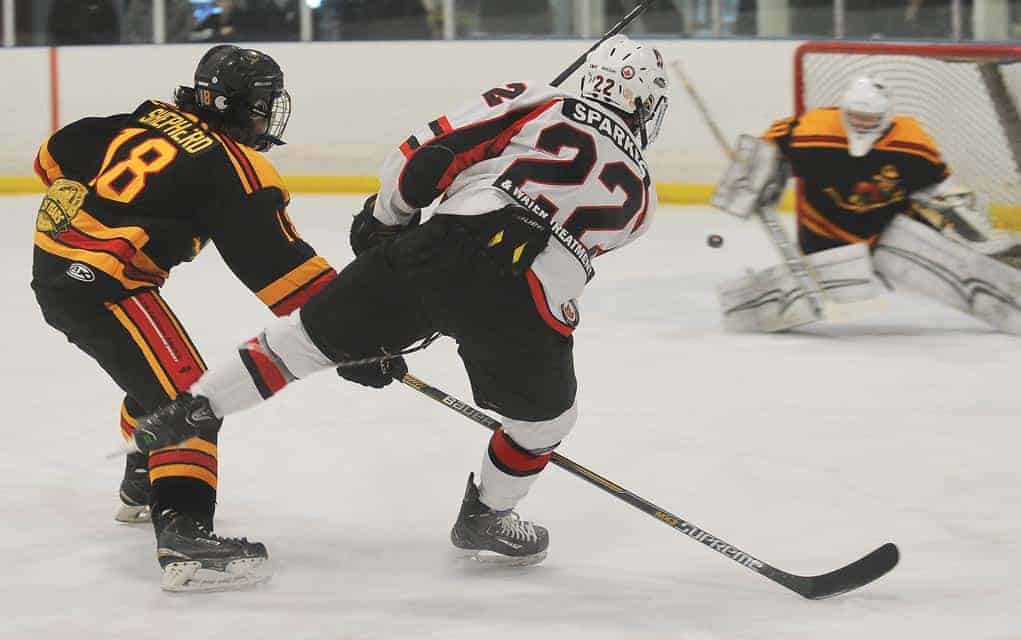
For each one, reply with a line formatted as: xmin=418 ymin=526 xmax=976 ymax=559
xmin=473 ymin=205 xmax=551 ymax=277
xmin=336 ymin=353 xmax=408 ymax=389
xmin=350 ymin=194 xmax=421 ymax=256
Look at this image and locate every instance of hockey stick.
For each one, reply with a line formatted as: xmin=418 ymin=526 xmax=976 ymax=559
xmin=669 ymin=61 xmax=827 ymax=319
xmin=550 ymin=0 xmax=657 ymax=88
xmin=399 ymin=373 xmax=899 ymax=600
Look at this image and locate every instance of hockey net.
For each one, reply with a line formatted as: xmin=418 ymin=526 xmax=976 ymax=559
xmin=794 ymin=42 xmax=1021 ymax=227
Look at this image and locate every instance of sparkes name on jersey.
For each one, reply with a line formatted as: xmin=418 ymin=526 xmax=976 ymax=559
xmin=564 ymin=99 xmax=647 ymax=177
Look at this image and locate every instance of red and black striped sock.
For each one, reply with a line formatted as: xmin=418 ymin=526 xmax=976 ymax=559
xmin=238 ymin=333 xmax=296 ymax=400
xmin=487 ymin=429 xmax=553 ymax=478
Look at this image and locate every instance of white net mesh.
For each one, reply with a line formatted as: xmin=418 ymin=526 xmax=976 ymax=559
xmin=797 ymin=44 xmax=1021 ymax=222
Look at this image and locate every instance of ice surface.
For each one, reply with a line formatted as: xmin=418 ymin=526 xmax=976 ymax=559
xmin=2 ymin=195 xmax=1018 ymax=639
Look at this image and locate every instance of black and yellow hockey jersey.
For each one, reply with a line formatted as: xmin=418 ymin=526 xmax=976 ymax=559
xmin=764 ymin=108 xmax=949 ymax=250
xmin=32 ymin=99 xmax=335 ymax=316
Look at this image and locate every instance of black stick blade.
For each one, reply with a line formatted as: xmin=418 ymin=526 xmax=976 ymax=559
xmin=773 ymin=543 xmax=899 ymax=600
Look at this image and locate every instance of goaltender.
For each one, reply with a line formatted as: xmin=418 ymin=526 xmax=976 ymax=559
xmin=714 ymin=76 xmax=1021 ymax=334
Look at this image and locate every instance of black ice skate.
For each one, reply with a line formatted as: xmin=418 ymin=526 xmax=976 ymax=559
xmin=156 ymin=509 xmax=271 ymax=592
xmin=133 ymin=393 xmax=220 ymax=455
xmin=450 ymin=473 xmax=549 ymax=566
xmin=115 ymin=452 xmax=151 ymax=523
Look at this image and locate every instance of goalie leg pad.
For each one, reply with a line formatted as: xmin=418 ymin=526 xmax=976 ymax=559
xmin=718 ymin=243 xmax=882 ymax=332
xmin=874 ymin=215 xmax=1021 ymax=334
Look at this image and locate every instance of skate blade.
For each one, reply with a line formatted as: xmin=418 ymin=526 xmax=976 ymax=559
xmin=455 ymin=548 xmax=548 ymax=567
xmin=115 ymin=503 xmax=151 ymax=524
xmin=161 ymin=558 xmax=272 ymax=593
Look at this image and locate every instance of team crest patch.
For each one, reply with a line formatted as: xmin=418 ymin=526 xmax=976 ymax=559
xmin=66 ymin=262 xmax=95 ymax=283
xmin=37 ymin=178 xmax=87 ymax=235
xmin=561 ymin=300 xmax=580 ymax=328
xmin=621 ymin=65 xmax=636 ymax=80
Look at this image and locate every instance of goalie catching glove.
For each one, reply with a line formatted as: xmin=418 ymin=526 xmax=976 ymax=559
xmin=911 ymin=181 xmax=1021 ymax=268
xmin=911 ymin=183 xmax=991 ymax=243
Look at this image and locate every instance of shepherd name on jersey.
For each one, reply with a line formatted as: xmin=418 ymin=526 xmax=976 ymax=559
xmin=374 ymin=82 xmax=657 ymax=328
xmin=32 ymin=100 xmax=335 ymax=315
xmin=764 ymin=108 xmax=949 ymax=246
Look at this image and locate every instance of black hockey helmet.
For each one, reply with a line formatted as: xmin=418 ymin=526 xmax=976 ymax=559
xmin=174 ymin=45 xmax=291 ymax=152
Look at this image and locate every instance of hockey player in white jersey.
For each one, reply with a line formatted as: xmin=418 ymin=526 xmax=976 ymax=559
xmin=129 ymin=34 xmax=669 ymax=587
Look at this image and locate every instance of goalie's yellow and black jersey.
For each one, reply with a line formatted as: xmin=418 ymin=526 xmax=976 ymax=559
xmin=764 ymin=107 xmax=950 ymax=249
xmin=32 ymin=99 xmax=336 ymax=316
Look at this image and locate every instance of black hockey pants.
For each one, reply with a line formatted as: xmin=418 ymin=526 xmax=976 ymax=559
xmin=300 ymin=212 xmax=577 ymax=422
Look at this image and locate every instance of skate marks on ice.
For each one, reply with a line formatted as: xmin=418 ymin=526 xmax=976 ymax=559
xmin=2 ymin=197 xmax=1020 ymax=638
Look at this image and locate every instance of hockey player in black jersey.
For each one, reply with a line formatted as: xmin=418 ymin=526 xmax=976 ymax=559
xmin=32 ymin=45 xmax=337 ymax=591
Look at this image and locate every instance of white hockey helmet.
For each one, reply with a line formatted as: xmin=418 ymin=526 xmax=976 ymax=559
xmin=581 ymin=34 xmax=669 ymax=148
xmin=839 ymin=76 xmax=893 ymax=157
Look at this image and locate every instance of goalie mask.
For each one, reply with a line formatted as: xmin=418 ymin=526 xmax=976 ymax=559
xmin=175 ymin=45 xmax=291 ymax=152
xmin=581 ymin=35 xmax=669 ymax=149
xmin=839 ymin=76 xmax=892 ymax=158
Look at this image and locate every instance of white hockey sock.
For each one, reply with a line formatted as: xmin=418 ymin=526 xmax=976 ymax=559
xmin=477 ymin=403 xmax=578 ymax=511
xmin=190 ymin=354 xmax=262 ymax=418
xmin=191 ymin=312 xmax=334 ymax=417
xmin=479 ymin=445 xmax=547 ymax=512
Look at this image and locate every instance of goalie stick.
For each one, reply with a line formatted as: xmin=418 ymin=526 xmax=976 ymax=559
xmin=670 ymin=60 xmax=827 ymax=320
xmin=399 ymin=372 xmax=899 ymax=600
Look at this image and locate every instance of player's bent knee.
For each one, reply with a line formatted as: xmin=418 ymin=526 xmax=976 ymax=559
xmin=501 ymin=401 xmax=578 ymax=455
xmin=263 ymin=312 xmax=334 ymax=378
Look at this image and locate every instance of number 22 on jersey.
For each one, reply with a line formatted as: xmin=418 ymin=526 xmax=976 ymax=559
xmin=496 ymin=121 xmax=647 ymax=240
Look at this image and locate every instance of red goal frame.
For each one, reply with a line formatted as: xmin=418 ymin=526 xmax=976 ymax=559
xmin=793 ymin=41 xmax=1021 ymax=115
xmin=790 ymin=41 xmax=1021 ymax=222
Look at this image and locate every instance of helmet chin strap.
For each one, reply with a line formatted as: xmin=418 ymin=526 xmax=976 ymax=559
xmin=256 ymin=135 xmax=286 ymax=151
xmin=635 ymin=98 xmax=649 ymax=149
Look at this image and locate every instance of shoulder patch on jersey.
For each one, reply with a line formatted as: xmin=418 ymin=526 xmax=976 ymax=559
xmin=562 ymin=98 xmax=647 ymax=176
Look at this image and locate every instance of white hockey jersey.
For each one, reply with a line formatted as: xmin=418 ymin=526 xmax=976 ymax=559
xmin=373 ymin=82 xmax=658 ymax=333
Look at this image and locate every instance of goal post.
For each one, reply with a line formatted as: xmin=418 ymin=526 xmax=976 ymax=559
xmin=793 ymin=41 xmax=1021 ymax=230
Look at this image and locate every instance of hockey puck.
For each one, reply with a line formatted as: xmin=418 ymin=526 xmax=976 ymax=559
xmin=707 ymin=234 xmax=724 ymax=248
